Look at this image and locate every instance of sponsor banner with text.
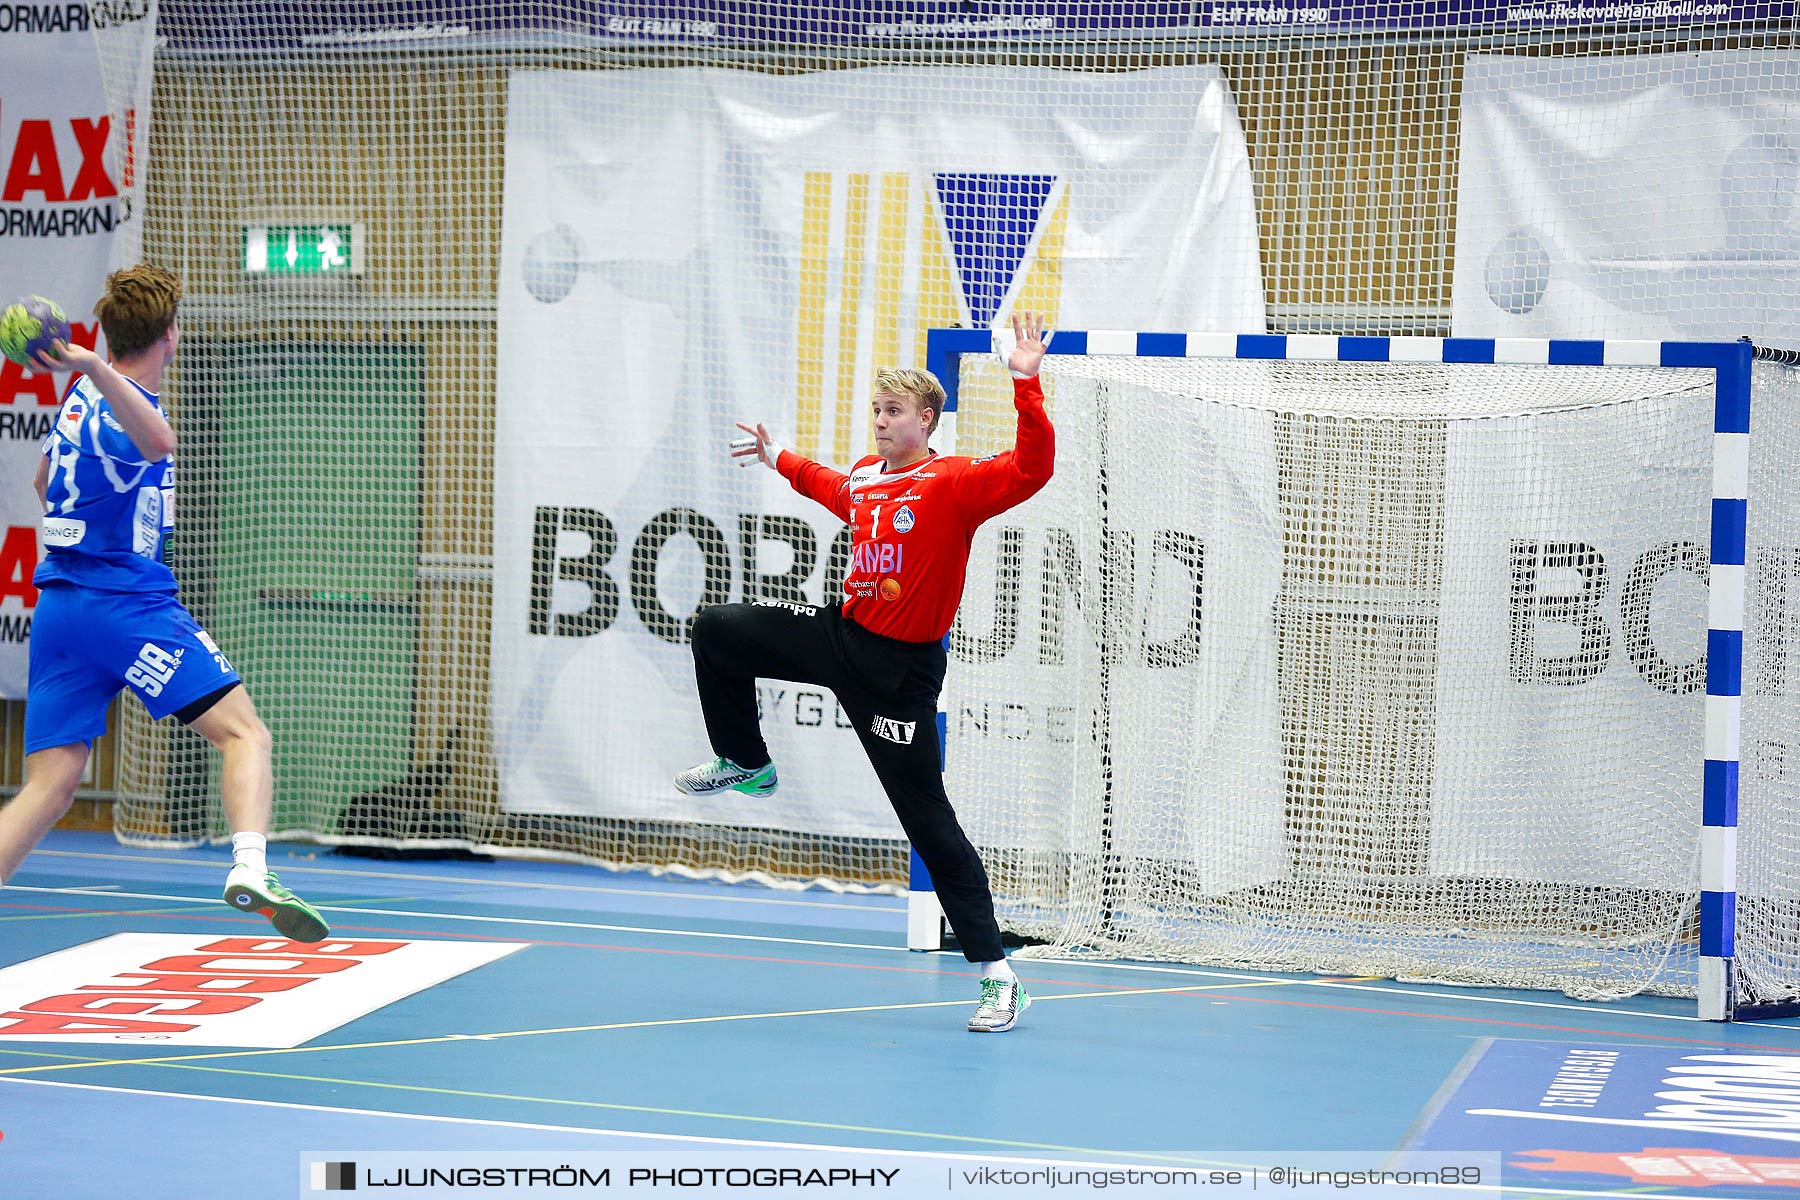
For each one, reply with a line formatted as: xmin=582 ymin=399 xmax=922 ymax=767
xmin=1455 ymin=48 xmax=1800 ymax=346
xmin=1432 ymin=392 xmax=1712 ymax=886
xmin=491 ymin=64 xmax=1262 ymax=834
xmin=1412 ymin=1039 xmax=1800 ymax=1197
xmin=0 ymin=2 xmax=157 ymax=695
xmin=156 ymin=0 xmax=1779 ymax=53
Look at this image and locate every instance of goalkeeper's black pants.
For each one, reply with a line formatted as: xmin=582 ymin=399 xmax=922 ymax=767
xmin=690 ymin=599 xmax=1003 ymax=964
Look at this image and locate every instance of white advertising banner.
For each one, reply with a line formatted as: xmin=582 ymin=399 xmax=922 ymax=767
xmin=1446 ymin=53 xmax=1800 ymax=884
xmin=1432 ymin=393 xmax=1712 ymax=888
xmin=948 ymin=364 xmax=1286 ymax=890
xmin=493 ymin=65 xmax=1264 ymax=834
xmin=0 ymin=4 xmax=157 ymax=696
xmin=1455 ymin=49 xmax=1800 ymax=344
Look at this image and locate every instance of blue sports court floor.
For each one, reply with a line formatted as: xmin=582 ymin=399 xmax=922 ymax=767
xmin=4 ymin=829 xmax=1800 ymax=1199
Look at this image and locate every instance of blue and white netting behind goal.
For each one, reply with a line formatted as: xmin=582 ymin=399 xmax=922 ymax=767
xmin=93 ymin=8 xmax=1800 ymax=1006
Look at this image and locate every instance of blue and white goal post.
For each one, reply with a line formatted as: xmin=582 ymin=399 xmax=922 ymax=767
xmin=911 ymin=325 xmax=1794 ymax=1023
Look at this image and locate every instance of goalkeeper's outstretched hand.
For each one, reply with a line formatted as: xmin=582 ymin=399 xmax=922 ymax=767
xmin=730 ymin=421 xmax=784 ymax=470
xmin=1008 ymin=310 xmax=1049 ymax=378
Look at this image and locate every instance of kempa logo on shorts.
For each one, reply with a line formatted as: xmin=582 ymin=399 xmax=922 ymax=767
xmin=125 ymin=642 xmax=183 ymax=697
xmin=752 ymin=599 xmax=817 ymax=617
xmin=871 ymin=715 xmax=916 ymax=745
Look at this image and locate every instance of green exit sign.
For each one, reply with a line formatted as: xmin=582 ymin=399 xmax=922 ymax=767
xmin=242 ymin=222 xmax=365 ymax=276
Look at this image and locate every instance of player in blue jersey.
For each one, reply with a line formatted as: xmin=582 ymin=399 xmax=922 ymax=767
xmin=0 ymin=266 xmax=329 ymax=942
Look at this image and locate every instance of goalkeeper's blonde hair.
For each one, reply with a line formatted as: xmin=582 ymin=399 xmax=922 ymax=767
xmin=872 ymin=367 xmax=946 ymax=436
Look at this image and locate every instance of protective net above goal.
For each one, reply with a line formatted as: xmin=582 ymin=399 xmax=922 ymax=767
xmin=83 ymin=6 xmax=1800 ymax=1008
xmin=943 ymin=349 xmax=1800 ymax=1001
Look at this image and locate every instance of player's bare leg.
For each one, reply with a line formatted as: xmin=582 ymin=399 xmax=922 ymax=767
xmin=190 ymin=687 xmax=330 ymax=942
xmin=0 ymin=744 xmax=88 ymax=884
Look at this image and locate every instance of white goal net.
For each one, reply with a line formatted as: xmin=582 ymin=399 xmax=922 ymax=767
xmin=945 ymin=350 xmax=1800 ymax=1001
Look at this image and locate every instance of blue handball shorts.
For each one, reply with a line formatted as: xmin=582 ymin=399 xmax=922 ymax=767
xmin=26 ymin=582 xmax=243 ymax=754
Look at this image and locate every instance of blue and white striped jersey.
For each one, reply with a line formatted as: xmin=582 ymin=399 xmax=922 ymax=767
xmin=35 ymin=373 xmax=177 ymax=593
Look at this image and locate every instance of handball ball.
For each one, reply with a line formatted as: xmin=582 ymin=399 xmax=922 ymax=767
xmin=0 ymin=296 xmax=72 ymax=368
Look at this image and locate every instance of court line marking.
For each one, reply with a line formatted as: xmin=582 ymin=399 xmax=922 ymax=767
xmin=0 ymin=1053 xmax=1429 ymax=1171
xmin=44 ymin=909 xmax=1766 ymax=1051
xmin=0 ymin=903 xmax=241 ymax=923
xmin=0 ymin=1077 xmax=1718 ymax=1198
xmin=0 ymin=1068 xmax=1735 ymax=1200
xmin=8 ymin=884 xmax=1792 ymax=1029
xmin=0 ymin=1074 xmax=1224 ymax=1168
xmin=2 ymin=956 xmax=1786 ymax=1066
xmin=0 ymin=893 xmax=1777 ymax=1194
xmin=0 ymin=978 xmax=1318 ymax=1079
xmin=1077 ymin=960 xmax=1757 ymax=1027
xmin=0 ymin=896 xmax=427 ymax=925
xmin=21 ymin=847 xmax=905 ymax=911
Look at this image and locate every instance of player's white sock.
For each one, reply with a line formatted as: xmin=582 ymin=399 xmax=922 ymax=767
xmin=231 ymin=832 xmax=268 ymax=878
xmin=980 ymin=957 xmax=1016 ymax=983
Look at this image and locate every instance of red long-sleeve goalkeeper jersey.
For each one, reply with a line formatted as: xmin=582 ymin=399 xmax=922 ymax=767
xmin=775 ymin=375 xmax=1054 ymax=644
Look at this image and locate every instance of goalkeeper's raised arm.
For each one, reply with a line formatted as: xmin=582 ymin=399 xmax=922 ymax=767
xmin=727 ymin=310 xmax=1055 ymax=643
xmin=685 ymin=311 xmax=1056 ymax=1034
xmin=951 ymin=310 xmax=1054 ymax=524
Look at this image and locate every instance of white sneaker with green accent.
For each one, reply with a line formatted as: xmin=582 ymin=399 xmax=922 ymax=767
xmin=674 ymin=756 xmax=779 ymax=798
xmin=967 ymin=977 xmax=1030 ymax=1033
xmin=222 ymin=865 xmax=330 ymax=943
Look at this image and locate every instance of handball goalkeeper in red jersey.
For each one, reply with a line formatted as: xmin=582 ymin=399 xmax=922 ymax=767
xmin=677 ymin=311 xmax=1054 ymax=1033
